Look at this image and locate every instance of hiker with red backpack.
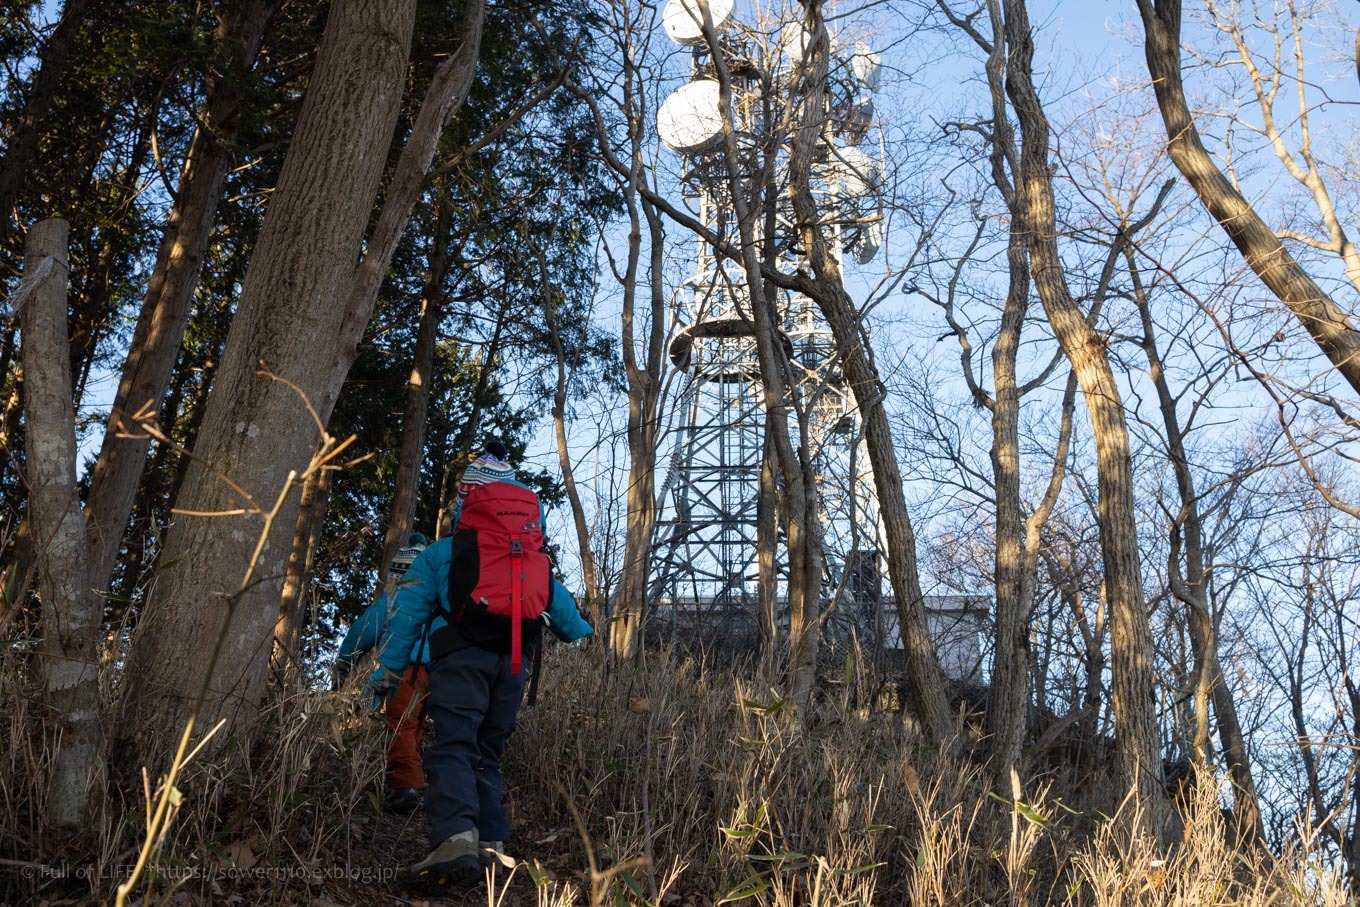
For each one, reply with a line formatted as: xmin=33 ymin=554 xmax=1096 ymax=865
xmin=367 ymin=441 xmax=593 ymax=889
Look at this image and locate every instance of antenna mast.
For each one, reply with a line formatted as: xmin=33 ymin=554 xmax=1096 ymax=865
xmin=650 ymin=0 xmax=886 ymax=645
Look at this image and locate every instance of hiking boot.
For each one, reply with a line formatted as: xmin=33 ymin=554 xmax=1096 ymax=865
xmin=480 ymin=839 xmax=512 ymax=868
xmin=402 ymin=830 xmax=480 ymax=892
xmin=383 ymin=786 xmax=421 ymax=812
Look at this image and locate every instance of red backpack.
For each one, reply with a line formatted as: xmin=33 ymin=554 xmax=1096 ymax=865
xmin=435 ymin=481 xmax=550 ymax=673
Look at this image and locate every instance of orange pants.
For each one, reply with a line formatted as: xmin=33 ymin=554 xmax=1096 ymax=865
xmin=385 ymin=665 xmax=429 ymax=789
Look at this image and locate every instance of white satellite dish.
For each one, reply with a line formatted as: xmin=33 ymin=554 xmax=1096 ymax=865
xmin=848 ymin=221 xmax=882 ymax=264
xmin=779 ymin=22 xmax=811 ymax=69
xmin=830 ymin=146 xmax=882 ymax=196
xmin=662 ymin=0 xmax=734 ymax=46
xmin=657 ymin=79 xmax=725 ymax=154
xmin=851 ymin=43 xmax=882 ymax=91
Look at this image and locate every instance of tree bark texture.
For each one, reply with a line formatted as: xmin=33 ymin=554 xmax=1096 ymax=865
xmin=1 ymin=512 xmax=32 ymax=621
xmin=614 ymin=214 xmax=664 ymax=653
xmin=789 ymin=0 xmax=952 ymax=741
xmin=320 ymin=0 xmax=486 ymax=421
xmin=117 ymin=0 xmax=418 ymax=761
xmin=986 ymin=207 xmax=1035 ymax=779
xmin=755 ymin=418 xmax=781 ymax=679
xmin=270 ymin=465 xmax=332 ymax=686
xmin=610 ymin=189 xmax=665 ymax=660
xmin=963 ymin=0 xmax=1062 ymax=782
xmin=83 ymin=0 xmax=275 ymax=610
xmin=1137 ymin=0 xmax=1360 ymax=398
xmin=20 ymin=218 xmax=104 ymax=829
xmin=1002 ymin=0 xmax=1164 ymax=836
xmin=378 ymin=196 xmax=453 ymax=588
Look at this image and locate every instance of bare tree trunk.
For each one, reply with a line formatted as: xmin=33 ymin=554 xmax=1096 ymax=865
xmin=377 ymin=195 xmax=453 ymax=587
xmin=608 ymin=37 xmax=668 ymax=662
xmin=1 ymin=513 xmax=32 ymax=617
xmin=786 ymin=0 xmax=951 ymax=739
xmin=83 ymin=0 xmax=276 ymax=606
xmin=21 ymin=218 xmax=104 ymax=829
xmin=609 ymin=199 xmax=666 ymax=660
xmin=756 ymin=420 xmax=781 ymax=680
xmin=117 ymin=0 xmax=420 ymax=761
xmin=530 ymin=234 xmax=602 ymax=611
xmin=1137 ymin=0 xmax=1360 ymax=398
xmin=319 ymin=0 xmax=486 ymax=419
xmin=987 ymin=219 xmax=1035 ymax=778
xmin=1002 ymin=0 xmax=1164 ymax=837
xmin=0 ymin=0 xmax=92 ymax=241
xmin=1128 ymin=253 xmax=1266 ymax=844
xmin=954 ymin=0 xmax=1040 ymax=774
xmin=756 ymin=124 xmax=784 ymax=685
xmin=270 ymin=465 xmax=331 ymax=686
xmin=699 ymin=2 xmax=822 ymax=719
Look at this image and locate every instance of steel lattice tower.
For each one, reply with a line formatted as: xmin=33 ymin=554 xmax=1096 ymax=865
xmin=649 ymin=1 xmax=887 ymax=640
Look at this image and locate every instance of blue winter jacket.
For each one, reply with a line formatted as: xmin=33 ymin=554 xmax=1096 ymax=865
xmin=336 ymin=583 xmax=431 ymax=673
xmin=374 ymin=535 xmax=594 ymax=675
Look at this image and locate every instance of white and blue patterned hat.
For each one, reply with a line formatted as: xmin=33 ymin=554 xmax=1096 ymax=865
xmin=389 ymin=533 xmax=427 ymax=578
xmin=456 ymin=445 xmax=514 ymax=499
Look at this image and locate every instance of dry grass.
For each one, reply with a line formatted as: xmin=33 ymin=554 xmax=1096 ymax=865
xmin=0 ymin=641 xmax=1354 ymax=905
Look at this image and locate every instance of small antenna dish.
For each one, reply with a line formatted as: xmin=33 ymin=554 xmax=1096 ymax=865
xmin=778 ymin=22 xmax=811 ymax=70
xmin=657 ymin=79 xmax=725 ymax=154
xmin=830 ymin=146 xmax=882 ymax=196
xmin=662 ymin=0 xmax=734 ymax=46
xmin=847 ymin=221 xmax=882 ymax=264
xmin=850 ymin=44 xmax=882 ymax=91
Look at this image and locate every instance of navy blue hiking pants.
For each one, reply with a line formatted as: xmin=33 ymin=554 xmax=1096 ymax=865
xmin=422 ymin=645 xmax=528 ymax=845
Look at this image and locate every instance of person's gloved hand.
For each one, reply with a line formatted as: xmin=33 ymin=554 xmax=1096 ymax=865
xmin=367 ymin=666 xmax=403 ymax=710
xmin=330 ymin=659 xmax=352 ymax=692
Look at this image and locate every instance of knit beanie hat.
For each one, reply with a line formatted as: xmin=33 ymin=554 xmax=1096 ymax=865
xmin=456 ymin=445 xmax=514 ymax=499
xmin=389 ymin=533 xmax=428 ymax=579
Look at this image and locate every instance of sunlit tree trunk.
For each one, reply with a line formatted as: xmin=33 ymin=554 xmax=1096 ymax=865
xmin=270 ymin=465 xmax=332 ymax=686
xmin=987 ymin=230 xmax=1035 ymax=777
xmin=1002 ymin=0 xmax=1164 ymax=837
xmin=117 ymin=0 xmax=420 ymax=763
xmin=605 ymin=17 xmax=669 ymax=662
xmin=1137 ymin=0 xmax=1360 ymax=397
xmin=83 ymin=0 xmax=275 ymax=610
xmin=786 ymin=0 xmax=950 ymax=737
xmin=610 ymin=192 xmax=666 ymax=660
xmin=378 ymin=193 xmax=453 ymax=586
xmin=699 ymin=3 xmax=822 ymax=718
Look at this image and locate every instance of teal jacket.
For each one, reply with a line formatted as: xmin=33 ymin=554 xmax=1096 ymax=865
xmin=375 ymin=534 xmax=593 ymax=675
xmin=336 ymin=582 xmax=430 ymax=673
